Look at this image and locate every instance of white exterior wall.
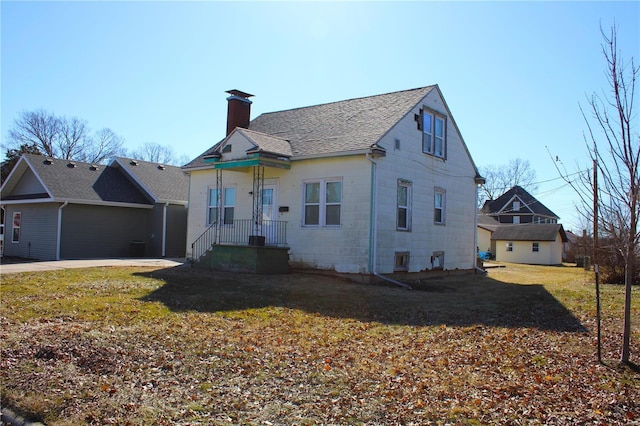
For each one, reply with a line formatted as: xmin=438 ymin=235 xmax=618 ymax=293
xmin=494 ymin=234 xmax=564 ymax=265
xmin=372 ymin=90 xmax=479 ymax=272
xmin=477 ymin=227 xmax=493 ymax=253
xmin=186 ymin=156 xmax=372 ymax=273
xmin=186 ymin=89 xmax=480 ymax=274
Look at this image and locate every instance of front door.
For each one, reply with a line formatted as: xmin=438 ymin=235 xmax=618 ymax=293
xmin=261 ymin=185 xmax=277 ymax=244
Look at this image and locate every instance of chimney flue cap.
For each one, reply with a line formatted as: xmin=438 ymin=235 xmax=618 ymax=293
xmin=226 ymin=89 xmax=254 ymax=101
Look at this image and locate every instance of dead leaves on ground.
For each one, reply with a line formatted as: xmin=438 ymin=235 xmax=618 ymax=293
xmin=0 ymin=266 xmax=639 ymax=425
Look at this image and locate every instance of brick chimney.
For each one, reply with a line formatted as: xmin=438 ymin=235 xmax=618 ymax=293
xmin=226 ymin=89 xmax=254 ymax=136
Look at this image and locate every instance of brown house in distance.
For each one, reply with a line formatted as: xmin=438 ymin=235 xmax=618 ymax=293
xmin=481 ymin=185 xmax=559 ymax=224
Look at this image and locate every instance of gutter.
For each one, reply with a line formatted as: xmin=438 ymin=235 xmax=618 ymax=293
xmin=366 ymin=153 xmax=412 ymax=290
xmin=56 ymin=201 xmax=69 ymax=260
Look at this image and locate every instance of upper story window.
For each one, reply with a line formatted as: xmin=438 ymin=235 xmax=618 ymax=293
xmin=422 ymin=110 xmax=446 ymax=159
xmin=513 ymin=201 xmax=520 ymax=211
xmin=208 ymin=187 xmax=236 ymax=225
xmin=397 ymin=180 xmax=412 ymax=231
xmin=303 ymin=179 xmax=342 ymax=227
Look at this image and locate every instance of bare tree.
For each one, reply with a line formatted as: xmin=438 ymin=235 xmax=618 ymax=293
xmin=57 ymin=116 xmax=89 ymax=160
xmin=557 ymin=25 xmax=639 ymax=364
xmin=84 ymin=128 xmax=125 ymax=164
xmin=7 ymin=110 xmax=125 ymax=164
xmin=130 ymin=142 xmax=190 ymax=166
xmin=479 ymin=158 xmax=538 ymax=204
xmin=8 ymin=109 xmax=59 ymax=157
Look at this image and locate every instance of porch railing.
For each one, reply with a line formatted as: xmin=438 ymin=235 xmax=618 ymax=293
xmin=191 ymin=219 xmax=288 ymax=263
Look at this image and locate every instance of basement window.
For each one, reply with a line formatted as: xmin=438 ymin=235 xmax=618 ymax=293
xmin=431 ymin=251 xmax=444 ymax=270
xmin=394 ymin=252 xmax=409 ymax=271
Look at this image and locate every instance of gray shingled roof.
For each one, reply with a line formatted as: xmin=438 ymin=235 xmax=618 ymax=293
xmin=238 ymin=128 xmax=293 ymax=157
xmin=477 ymin=214 xmax=500 ymax=232
xmin=491 ymin=223 xmax=568 ymax=242
xmin=185 ymin=86 xmax=436 ymax=169
xmin=9 ymin=154 xmax=152 ymax=205
xmin=113 ymin=157 xmax=189 ymax=203
xmin=482 ymin=185 xmax=559 ymax=219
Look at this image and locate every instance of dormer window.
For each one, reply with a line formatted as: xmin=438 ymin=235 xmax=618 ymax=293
xmin=421 ymin=110 xmax=446 ymax=159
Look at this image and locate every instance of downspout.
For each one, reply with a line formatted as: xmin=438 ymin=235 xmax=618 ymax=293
xmin=366 ymin=153 xmax=412 ymax=290
xmin=474 ymin=178 xmax=486 ymax=274
xmin=56 ymin=201 xmax=69 ymax=260
xmin=162 ymin=202 xmax=169 ymax=257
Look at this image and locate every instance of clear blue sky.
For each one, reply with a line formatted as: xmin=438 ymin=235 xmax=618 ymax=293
xmin=2 ymin=1 xmax=639 ymax=231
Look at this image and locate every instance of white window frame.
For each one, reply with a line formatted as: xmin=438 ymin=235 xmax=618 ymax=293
xmin=422 ymin=110 xmax=446 ymax=159
xmin=11 ymin=212 xmax=21 ymax=243
xmin=302 ymin=178 xmax=342 ymax=227
xmin=207 ymin=186 xmax=236 ymax=225
xmin=532 ymin=242 xmax=540 ymax=252
xmin=506 ymin=242 xmax=513 ymax=252
xmin=434 ymin=188 xmax=446 ymax=225
xmin=397 ymin=180 xmax=412 ymax=231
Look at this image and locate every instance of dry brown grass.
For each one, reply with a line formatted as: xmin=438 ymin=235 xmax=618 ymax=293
xmin=1 ymin=263 xmax=638 ymax=425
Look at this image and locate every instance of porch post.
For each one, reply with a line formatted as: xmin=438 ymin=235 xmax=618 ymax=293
xmin=215 ymin=168 xmax=222 ymax=244
xmin=252 ymin=166 xmax=265 ymax=236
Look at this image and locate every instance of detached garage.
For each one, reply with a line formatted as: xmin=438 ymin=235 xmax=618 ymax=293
xmin=0 ymin=155 xmax=188 ymax=260
xmin=491 ymin=223 xmax=568 ymax=265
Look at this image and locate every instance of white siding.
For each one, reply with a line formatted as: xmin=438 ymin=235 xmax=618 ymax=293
xmin=10 ymin=168 xmax=47 ymax=196
xmin=372 ymin=89 xmax=478 ymax=272
xmin=494 ymin=235 xmax=564 ymax=265
xmin=478 ymin=227 xmax=493 ymax=253
xmin=186 ymin=90 xmax=480 ymax=274
xmin=186 ymin=156 xmax=372 ymax=273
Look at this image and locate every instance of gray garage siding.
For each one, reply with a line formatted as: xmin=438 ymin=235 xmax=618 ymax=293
xmin=3 ymin=203 xmax=59 ymax=260
xmin=60 ymin=204 xmax=149 ymax=259
xmin=165 ymin=204 xmax=187 ymax=257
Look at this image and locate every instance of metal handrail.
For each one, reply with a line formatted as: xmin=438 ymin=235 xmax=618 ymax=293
xmin=190 ymin=219 xmax=287 ymax=263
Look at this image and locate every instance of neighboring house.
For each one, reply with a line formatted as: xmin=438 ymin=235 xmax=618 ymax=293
xmin=491 ymin=223 xmax=568 ymax=265
xmin=0 ymin=155 xmax=188 ymax=260
xmin=477 ymin=214 xmax=500 ymax=256
xmin=183 ymin=86 xmax=484 ymax=274
xmin=482 ymin=185 xmax=559 ymax=224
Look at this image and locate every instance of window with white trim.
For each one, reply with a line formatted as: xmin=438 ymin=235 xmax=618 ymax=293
xmin=397 ymin=180 xmax=412 ymax=231
xmin=422 ymin=110 xmax=446 ymax=158
xmin=208 ymin=187 xmax=236 ymax=225
xmin=506 ymin=242 xmax=513 ymax=252
xmin=532 ymin=242 xmax=540 ymax=252
xmin=11 ymin=212 xmax=21 ymax=243
xmin=434 ymin=188 xmax=446 ymax=225
xmin=303 ymin=179 xmax=342 ymax=226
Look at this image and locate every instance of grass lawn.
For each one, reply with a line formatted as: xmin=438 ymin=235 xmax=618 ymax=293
xmin=1 ymin=263 xmax=638 ymax=425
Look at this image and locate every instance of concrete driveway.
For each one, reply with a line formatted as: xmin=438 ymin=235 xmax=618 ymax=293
xmin=0 ymin=258 xmax=185 ymax=274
